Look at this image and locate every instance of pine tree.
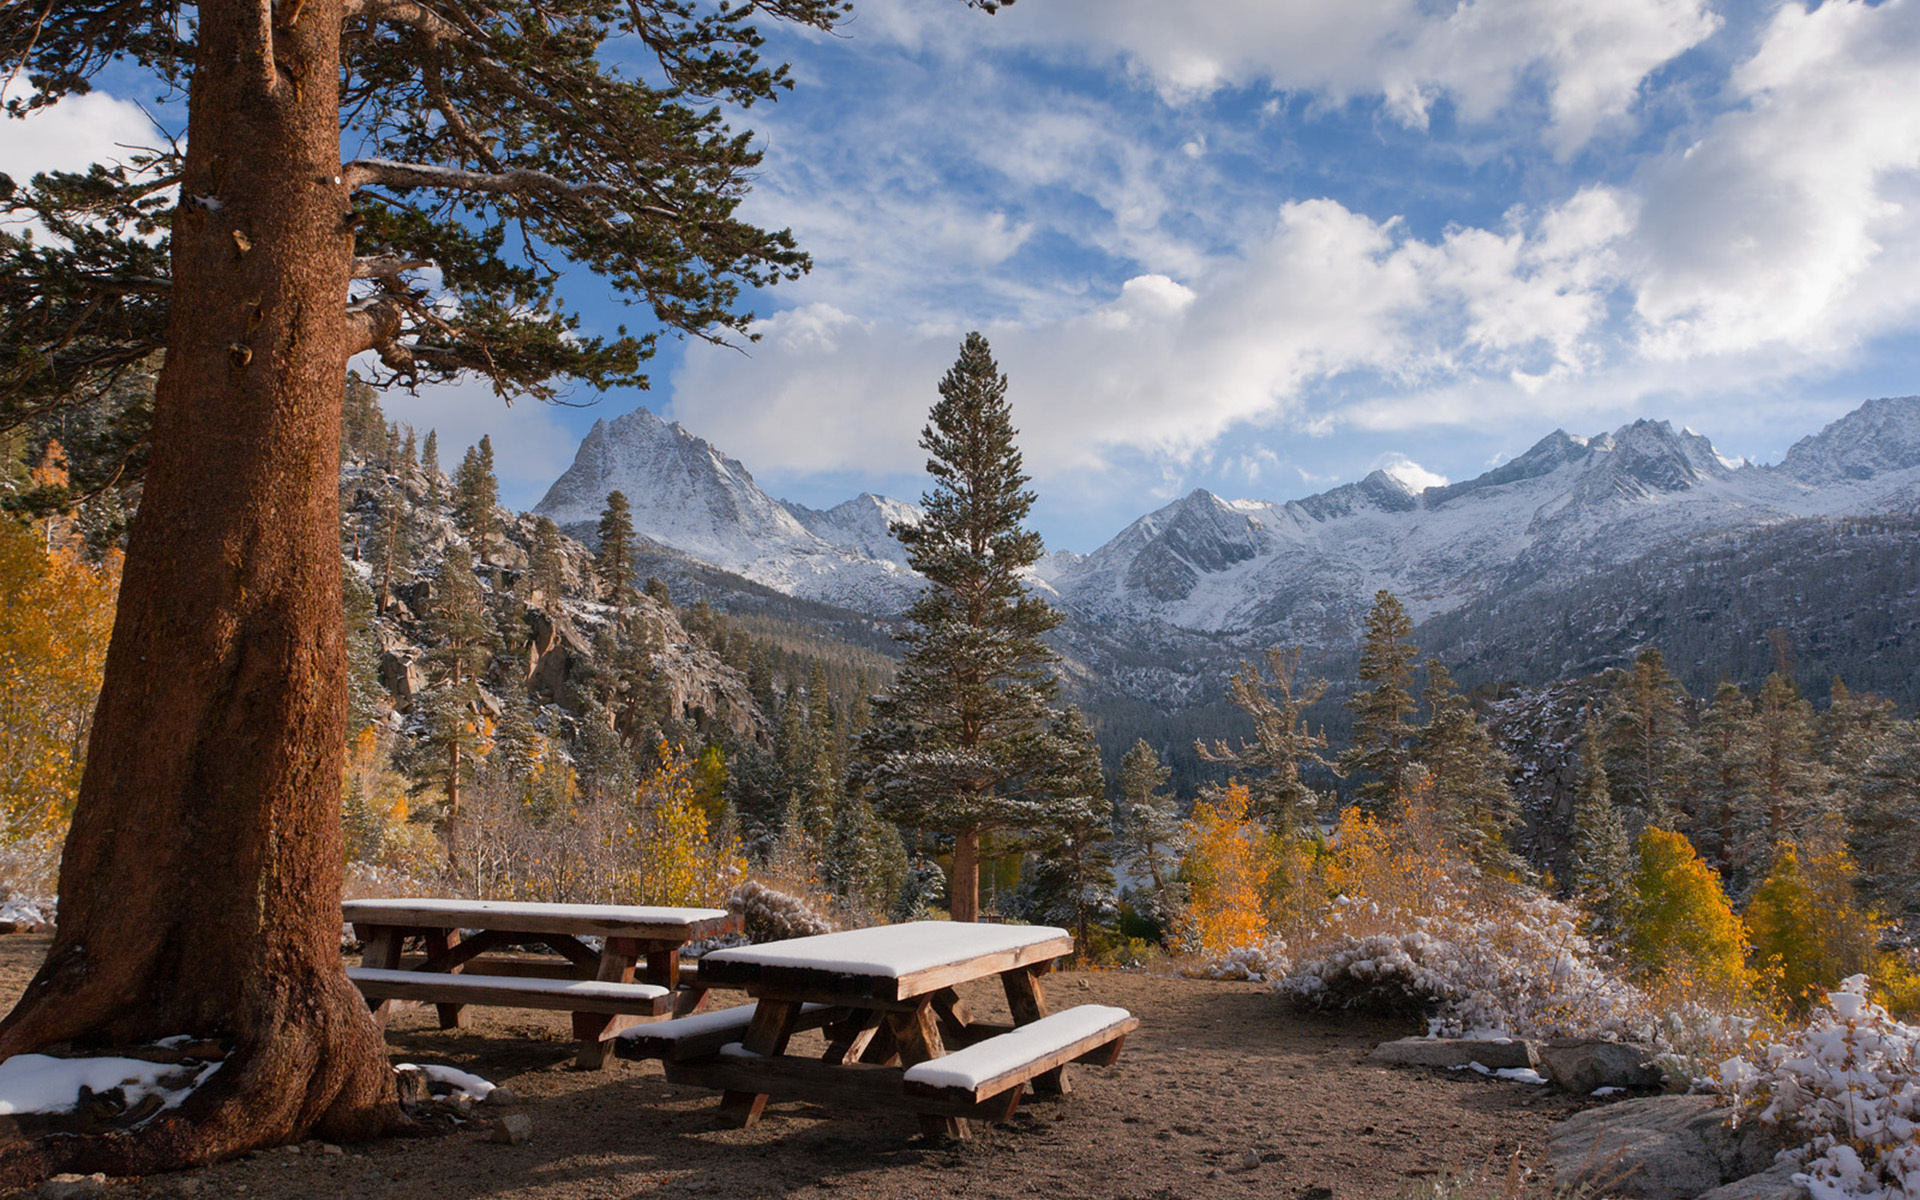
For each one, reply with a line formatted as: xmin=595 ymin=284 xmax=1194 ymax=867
xmin=454 ymin=436 xmax=500 ymax=541
xmin=1853 ymin=722 xmax=1920 ymax=923
xmin=423 ymin=542 xmax=496 ymax=868
xmin=1342 ymin=590 xmax=1419 ymax=817
xmin=1738 ymin=672 xmax=1835 ymax=878
xmin=528 ymin=516 xmax=569 ymax=608
xmin=1194 ymin=646 xmax=1331 ymax=836
xmin=1019 ymin=708 xmax=1119 ymax=955
xmin=854 ymin=333 xmax=1068 ymax=923
xmin=1570 ymin=751 xmax=1632 ymax=938
xmin=1116 ymin=739 xmax=1183 ymax=925
xmin=420 ymin=429 xmax=441 ymax=501
xmin=340 ymin=375 xmax=386 ymax=464
xmin=595 ymin=491 xmax=639 ymax=609
xmin=1693 ymin=681 xmax=1756 ymax=883
xmin=1416 ymin=661 xmax=1522 ymax=876
xmin=1596 ymin=647 xmax=1694 ymax=832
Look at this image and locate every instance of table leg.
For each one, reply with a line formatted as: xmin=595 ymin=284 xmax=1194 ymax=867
xmin=929 ymin=987 xmax=974 ymax=1048
xmin=1002 ymin=966 xmax=1068 ymax=1095
xmin=574 ymin=936 xmax=642 ymax=1070
xmin=718 ymin=999 xmax=801 ymax=1128
xmin=356 ymin=925 xmax=401 ymax=1026
xmin=821 ymin=1009 xmax=885 ymax=1066
xmin=890 ymin=1000 xmax=967 ymax=1142
xmin=424 ymin=930 xmax=470 ymax=1031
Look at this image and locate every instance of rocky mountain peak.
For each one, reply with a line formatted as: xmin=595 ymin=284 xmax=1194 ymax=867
xmin=1778 ymin=395 xmax=1920 ymax=485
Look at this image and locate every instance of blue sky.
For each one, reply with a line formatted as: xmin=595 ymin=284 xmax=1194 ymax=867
xmin=8 ymin=0 xmax=1920 ymax=552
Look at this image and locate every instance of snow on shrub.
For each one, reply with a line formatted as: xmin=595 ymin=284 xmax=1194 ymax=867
xmin=1275 ymin=892 xmax=1651 ymax=1042
xmin=728 ymin=879 xmax=833 ymax=943
xmin=1721 ymin=975 xmax=1919 ymax=1200
xmin=1193 ymin=942 xmax=1291 ymax=982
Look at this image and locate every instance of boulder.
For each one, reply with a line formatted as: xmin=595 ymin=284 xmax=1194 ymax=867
xmin=1695 ymin=1161 xmax=1808 ymax=1200
xmin=1551 ymin=1095 xmax=1786 ymax=1200
xmin=1540 ymin=1040 xmax=1665 ymax=1094
xmin=490 ymin=1113 xmax=533 ymax=1145
xmin=378 ymin=651 xmax=425 ymax=699
xmin=1367 ymin=1036 xmax=1537 ymax=1070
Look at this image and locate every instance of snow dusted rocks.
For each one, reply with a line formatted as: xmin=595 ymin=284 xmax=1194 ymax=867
xmin=1693 ymin=1162 xmax=1808 ymax=1200
xmin=1550 ymin=1095 xmax=1786 ymax=1200
xmin=1539 ymin=1040 xmax=1665 ymax=1094
xmin=1368 ymin=1036 xmax=1538 ymax=1071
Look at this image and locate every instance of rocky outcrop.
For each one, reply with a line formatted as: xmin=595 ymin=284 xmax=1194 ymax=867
xmin=1539 ymin=1040 xmax=1664 ymax=1094
xmin=1367 ymin=1036 xmax=1537 ymax=1070
xmin=1550 ymin=1096 xmax=1787 ymax=1200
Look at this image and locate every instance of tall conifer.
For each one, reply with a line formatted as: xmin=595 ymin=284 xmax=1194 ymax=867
xmin=1195 ymin=646 xmax=1331 ymax=837
xmin=855 ymin=333 xmax=1068 ymax=923
xmin=1343 ymin=590 xmax=1418 ymax=816
xmin=595 ymin=491 xmax=639 ymax=610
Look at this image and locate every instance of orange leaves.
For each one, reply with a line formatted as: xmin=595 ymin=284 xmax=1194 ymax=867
xmin=1626 ymin=827 xmax=1755 ymax=1001
xmin=0 ymin=520 xmax=120 ymax=841
xmin=1176 ymin=783 xmax=1277 ymax=956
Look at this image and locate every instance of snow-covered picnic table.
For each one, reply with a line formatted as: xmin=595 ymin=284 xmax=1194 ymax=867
xmin=624 ymin=921 xmax=1138 ymax=1140
xmin=344 ymin=898 xmax=741 ymax=1068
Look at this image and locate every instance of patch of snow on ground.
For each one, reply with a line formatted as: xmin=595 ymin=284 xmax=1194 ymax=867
xmin=396 ymin=1063 xmax=494 ymax=1100
xmin=0 ymin=1053 xmax=220 ymax=1116
xmin=0 ymin=896 xmax=54 ymax=926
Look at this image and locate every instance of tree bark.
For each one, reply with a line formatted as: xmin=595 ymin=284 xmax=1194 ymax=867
xmin=0 ymin=0 xmax=399 ymax=1181
xmin=950 ymin=827 xmax=980 ymax=923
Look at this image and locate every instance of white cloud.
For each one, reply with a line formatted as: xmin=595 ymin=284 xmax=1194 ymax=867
xmin=0 ymin=84 xmax=158 ymax=184
xmin=1628 ymin=0 xmax=1920 ymax=359
xmin=370 ymin=372 xmax=587 ymax=511
xmin=856 ymin=0 xmax=1718 ymax=155
xmin=1374 ymin=453 xmax=1448 ymax=492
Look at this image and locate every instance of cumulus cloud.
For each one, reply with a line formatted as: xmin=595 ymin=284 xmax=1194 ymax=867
xmin=371 ymin=372 xmax=588 ymax=511
xmin=1373 ymin=453 xmax=1448 ymax=492
xmin=1628 ymin=0 xmax=1920 ymax=359
xmin=855 ymin=0 xmax=1718 ymax=155
xmin=0 ymin=82 xmax=158 ymax=184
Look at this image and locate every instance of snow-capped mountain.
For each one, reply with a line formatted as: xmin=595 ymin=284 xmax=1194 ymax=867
xmin=534 ymin=398 xmax=1920 ymax=660
xmin=1040 ymin=401 xmax=1920 ymax=645
xmin=531 ymin=407 xmax=924 ymax=612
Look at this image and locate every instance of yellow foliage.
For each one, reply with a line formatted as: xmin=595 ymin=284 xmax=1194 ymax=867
xmin=1626 ymin=827 xmax=1756 ymax=1001
xmin=0 ymin=521 xmax=119 ymax=841
xmin=1872 ymin=952 xmax=1920 ymax=1020
xmin=1324 ymin=803 xmax=1460 ymax=929
xmin=1744 ymin=843 xmax=1884 ymax=1011
xmin=1175 ymin=783 xmax=1275 ymax=955
xmin=627 ymin=742 xmax=745 ymax=907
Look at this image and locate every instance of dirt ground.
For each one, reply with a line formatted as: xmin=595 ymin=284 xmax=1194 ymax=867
xmin=0 ymin=934 xmax=1599 ymax=1199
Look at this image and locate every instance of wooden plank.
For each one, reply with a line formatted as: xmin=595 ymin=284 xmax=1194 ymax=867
xmin=617 ymin=1004 xmax=852 ymax=1064
xmin=1001 ymin=966 xmax=1062 ymax=1094
xmin=396 ymin=955 xmax=593 ymax=981
xmin=719 ymin=1000 xmax=801 ymax=1127
xmin=900 ymin=1011 xmax=1140 ymax=1105
xmin=576 ymin=936 xmax=643 ymax=1069
xmin=821 ymin=1009 xmax=885 ymax=1067
xmin=663 ymin=1055 xmax=1017 ymax=1123
xmin=888 ymin=1001 xmax=964 ymax=1141
xmin=929 ymin=988 xmax=974 ymax=1048
xmin=346 ymin=970 xmax=673 ymax=1016
xmin=415 ymin=928 xmax=516 ymax=974
xmin=342 ymin=899 xmax=740 ymax=942
xmin=892 ymin=936 xmax=1074 ymax=1001
xmin=424 ymin=930 xmax=470 ymax=1031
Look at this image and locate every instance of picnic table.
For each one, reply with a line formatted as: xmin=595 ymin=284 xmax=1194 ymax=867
xmin=618 ymin=921 xmax=1138 ymax=1140
xmin=344 ymin=898 xmax=741 ymax=1068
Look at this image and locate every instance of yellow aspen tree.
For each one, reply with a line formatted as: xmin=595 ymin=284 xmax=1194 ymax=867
xmin=0 ymin=520 xmax=119 ymax=840
xmin=1176 ymin=782 xmax=1274 ymax=955
xmin=1625 ymin=827 xmax=1755 ymax=999
xmin=1745 ymin=843 xmax=1883 ymax=1011
xmin=629 ymin=743 xmax=745 ymax=907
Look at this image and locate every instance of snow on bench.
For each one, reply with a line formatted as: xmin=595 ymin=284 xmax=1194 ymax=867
xmin=901 ymin=1005 xmax=1138 ymax=1104
xmin=615 ymin=1002 xmax=847 ymax=1063
xmin=346 ymin=967 xmax=673 ymax=1016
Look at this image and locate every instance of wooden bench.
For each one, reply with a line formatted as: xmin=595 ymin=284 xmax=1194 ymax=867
xmin=900 ymin=1004 xmax=1137 ymax=1111
xmin=615 ymin=1002 xmax=849 ymax=1063
xmin=347 ymin=967 xmax=674 ymax=1017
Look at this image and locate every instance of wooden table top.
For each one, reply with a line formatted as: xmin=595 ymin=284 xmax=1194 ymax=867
xmin=343 ymin=898 xmax=739 ymax=941
xmin=697 ymin=921 xmax=1073 ymax=1003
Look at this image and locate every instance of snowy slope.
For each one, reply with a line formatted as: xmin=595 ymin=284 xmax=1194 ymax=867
xmin=531 ymin=407 xmax=924 ymax=612
xmin=1042 ymin=401 xmax=1920 ymax=644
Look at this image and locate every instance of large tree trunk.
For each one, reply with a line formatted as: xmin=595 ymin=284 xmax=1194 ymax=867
xmin=950 ymin=827 xmax=980 ymax=923
xmin=0 ymin=0 xmax=399 ymax=1181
